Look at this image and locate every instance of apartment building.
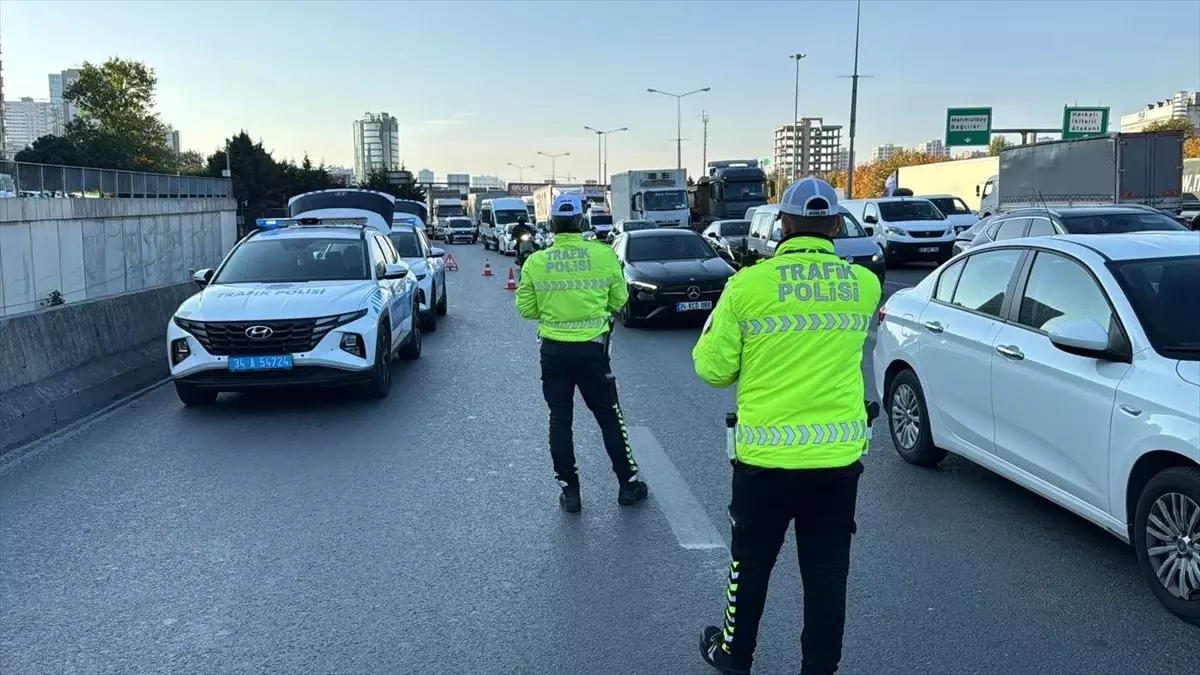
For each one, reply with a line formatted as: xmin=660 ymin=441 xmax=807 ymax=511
xmin=772 ymin=118 xmax=843 ymax=179
xmin=352 ymin=112 xmax=401 ymax=183
xmin=1120 ymin=91 xmax=1200 ymax=132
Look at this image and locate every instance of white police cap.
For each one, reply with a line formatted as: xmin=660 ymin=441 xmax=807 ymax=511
xmin=779 ymin=177 xmax=839 ymax=217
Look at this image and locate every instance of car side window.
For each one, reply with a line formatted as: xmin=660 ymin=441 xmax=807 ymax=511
xmin=375 ymin=234 xmax=399 ymax=265
xmin=951 ymin=249 xmax=1024 ymax=318
xmin=1026 ymin=217 xmax=1055 ymax=238
xmin=416 ymin=230 xmax=432 ymax=257
xmin=369 ymin=236 xmax=389 ymax=276
xmin=935 ymin=259 xmax=966 ymax=303
xmin=863 ymin=203 xmax=878 ymax=222
xmin=994 ymin=218 xmax=1031 ymax=241
xmin=1017 ymin=251 xmax=1114 ymax=333
xmin=750 ymin=212 xmax=772 ymax=239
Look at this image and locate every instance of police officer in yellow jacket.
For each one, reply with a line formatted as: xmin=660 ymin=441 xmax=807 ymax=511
xmin=516 ymin=193 xmax=648 ymax=512
xmin=694 ymin=178 xmax=881 ymax=675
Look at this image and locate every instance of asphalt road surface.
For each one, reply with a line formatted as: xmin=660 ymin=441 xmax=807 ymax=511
xmin=2 ymin=244 xmax=1196 ymax=675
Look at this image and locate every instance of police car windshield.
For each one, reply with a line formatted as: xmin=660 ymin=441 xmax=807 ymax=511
xmin=388 ymin=232 xmax=422 ymax=258
xmin=496 ymin=209 xmax=529 ymax=224
xmin=879 ymin=200 xmax=944 ymax=221
xmin=215 ymin=237 xmax=370 ymax=284
xmin=627 ymin=234 xmax=715 ymax=262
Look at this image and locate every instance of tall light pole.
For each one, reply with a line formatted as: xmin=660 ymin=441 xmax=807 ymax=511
xmin=537 ymin=151 xmax=569 ymax=185
xmin=698 ymin=111 xmax=710 ymax=170
xmin=585 ymin=126 xmax=628 ymax=184
xmin=838 ymin=0 xmax=871 ymax=199
xmin=507 ymin=162 xmax=534 ymax=181
xmin=789 ymin=53 xmax=807 ymax=181
xmin=647 ymin=87 xmax=710 ymax=171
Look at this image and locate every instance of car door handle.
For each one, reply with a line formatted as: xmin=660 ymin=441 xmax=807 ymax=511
xmin=922 ymin=321 xmax=944 ymax=334
xmin=1119 ymin=404 xmax=1142 ymax=417
xmin=996 ymin=344 xmax=1024 ymax=360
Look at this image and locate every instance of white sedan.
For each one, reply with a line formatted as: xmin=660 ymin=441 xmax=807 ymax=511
xmin=873 ymin=232 xmax=1200 ymax=626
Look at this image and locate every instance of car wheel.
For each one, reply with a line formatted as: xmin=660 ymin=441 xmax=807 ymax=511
xmin=886 ymin=369 xmax=946 ymax=467
xmin=398 ymin=304 xmax=423 ymax=360
xmin=436 ymin=283 xmax=448 ymax=316
xmin=362 ymin=324 xmax=392 ymax=399
xmin=1134 ymin=466 xmax=1200 ymax=626
xmin=175 ymin=381 xmax=217 ymax=406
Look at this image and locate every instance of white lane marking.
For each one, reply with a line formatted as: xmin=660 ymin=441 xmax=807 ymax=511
xmin=628 ymin=426 xmax=727 ymax=551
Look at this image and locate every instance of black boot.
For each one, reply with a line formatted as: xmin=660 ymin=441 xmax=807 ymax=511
xmin=700 ymin=625 xmax=751 ymax=674
xmin=559 ymin=484 xmax=581 ymax=513
xmin=617 ymin=478 xmax=648 ymax=505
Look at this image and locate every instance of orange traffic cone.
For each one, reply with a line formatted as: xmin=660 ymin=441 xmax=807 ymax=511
xmin=482 ymin=258 xmax=493 ymax=276
xmin=504 ymin=267 xmax=518 ymax=291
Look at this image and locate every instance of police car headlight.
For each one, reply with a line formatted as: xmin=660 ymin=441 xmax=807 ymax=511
xmin=630 ymin=280 xmax=658 ymax=292
xmin=333 ymin=309 xmax=368 ymax=326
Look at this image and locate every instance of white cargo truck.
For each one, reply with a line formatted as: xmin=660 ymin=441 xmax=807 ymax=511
xmin=610 ymin=169 xmax=690 ymax=228
xmin=895 ymin=156 xmax=998 ymax=212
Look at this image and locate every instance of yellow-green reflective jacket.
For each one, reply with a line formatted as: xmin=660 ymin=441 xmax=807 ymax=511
xmin=692 ymin=235 xmax=882 ymax=469
xmin=515 ymin=233 xmax=628 ymax=341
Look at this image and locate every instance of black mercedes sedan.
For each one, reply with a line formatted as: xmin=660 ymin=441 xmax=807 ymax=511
xmin=611 ymin=228 xmax=736 ymax=327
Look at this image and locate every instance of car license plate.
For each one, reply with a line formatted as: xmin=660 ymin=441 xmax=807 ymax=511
xmin=676 ymin=301 xmax=713 ymax=312
xmin=919 ymin=246 xmax=939 ymax=253
xmin=228 ymin=355 xmax=293 ymax=371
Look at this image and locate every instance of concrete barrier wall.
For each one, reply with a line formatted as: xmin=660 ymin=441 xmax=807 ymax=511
xmin=0 ymin=281 xmax=200 ymax=452
xmin=0 ymin=197 xmax=238 ymax=316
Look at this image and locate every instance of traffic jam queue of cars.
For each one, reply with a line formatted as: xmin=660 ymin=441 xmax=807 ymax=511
xmin=167 ymin=189 xmax=446 ymax=405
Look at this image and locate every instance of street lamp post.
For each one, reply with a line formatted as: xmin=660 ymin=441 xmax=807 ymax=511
xmin=647 ymin=87 xmax=710 ymax=171
xmin=507 ymin=162 xmax=534 ymax=182
xmin=838 ymin=0 xmax=871 ymax=199
xmin=537 ymin=151 xmax=570 ymax=185
xmin=789 ymin=53 xmax=807 ymax=181
xmin=584 ymin=126 xmax=628 ymax=185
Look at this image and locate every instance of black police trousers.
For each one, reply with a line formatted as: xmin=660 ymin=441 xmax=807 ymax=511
xmin=720 ymin=460 xmax=863 ymax=675
xmin=539 ymin=338 xmax=639 ymax=486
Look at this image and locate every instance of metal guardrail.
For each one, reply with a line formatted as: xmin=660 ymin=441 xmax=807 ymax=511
xmin=0 ymin=159 xmax=233 ymax=199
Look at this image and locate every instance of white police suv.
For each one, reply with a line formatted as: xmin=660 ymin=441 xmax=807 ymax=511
xmin=387 ymin=222 xmax=448 ymax=332
xmin=167 ymin=189 xmax=423 ymax=405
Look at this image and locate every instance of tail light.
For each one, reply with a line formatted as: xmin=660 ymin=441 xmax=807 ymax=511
xmin=877 ymin=302 xmax=888 ymax=326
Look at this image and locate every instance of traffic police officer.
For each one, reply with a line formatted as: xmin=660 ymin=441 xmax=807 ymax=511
xmin=515 ymin=193 xmax=649 ymax=513
xmin=693 ymin=177 xmax=881 ymax=675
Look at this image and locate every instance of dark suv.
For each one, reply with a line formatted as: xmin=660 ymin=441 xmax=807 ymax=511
xmin=967 ymin=205 xmax=1187 ymax=250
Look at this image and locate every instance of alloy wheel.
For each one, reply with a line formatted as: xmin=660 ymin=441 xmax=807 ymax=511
xmin=1145 ymin=492 xmax=1200 ymax=600
xmin=890 ymin=384 xmax=922 ymax=450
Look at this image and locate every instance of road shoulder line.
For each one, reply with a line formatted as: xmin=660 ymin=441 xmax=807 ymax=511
xmin=628 ymin=426 xmax=727 ymax=551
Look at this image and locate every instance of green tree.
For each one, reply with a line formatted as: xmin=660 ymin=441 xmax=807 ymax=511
xmin=206 ymin=131 xmax=285 ymax=209
xmin=15 ymin=134 xmax=90 ymax=166
xmin=361 ymin=166 xmax=427 ymax=201
xmin=281 ymin=153 xmax=337 ymax=196
xmin=62 ymin=58 xmax=174 ymax=172
xmin=175 ymin=150 xmax=207 ymax=176
xmin=988 ymin=135 xmax=1011 ymax=156
xmin=1144 ymin=117 xmax=1198 ymax=139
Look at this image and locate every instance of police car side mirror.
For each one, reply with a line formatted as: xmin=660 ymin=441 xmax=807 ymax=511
xmin=863 ymin=225 xmax=875 ymax=237
xmin=382 ymin=263 xmax=409 ymax=280
xmin=429 ymin=247 xmax=446 ymax=258
xmin=192 ymin=268 xmax=214 ymax=287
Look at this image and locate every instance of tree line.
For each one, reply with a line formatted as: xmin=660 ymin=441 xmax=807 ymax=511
xmin=14 ymin=57 xmax=426 ymax=210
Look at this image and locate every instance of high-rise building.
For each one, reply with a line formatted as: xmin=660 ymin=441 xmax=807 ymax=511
xmin=48 ymin=68 xmax=81 ymax=131
xmin=833 ymin=147 xmax=849 ymax=171
xmin=954 ymin=150 xmax=988 ymax=160
xmin=1120 ymin=91 xmax=1200 ymax=132
xmin=352 ymin=112 xmax=401 ymax=183
xmin=164 ymin=127 xmax=181 ymax=157
xmin=471 ymin=174 xmax=506 ymax=189
xmin=773 ymin=118 xmax=843 ymax=179
xmin=3 ymin=97 xmax=59 ymax=156
xmin=916 ymin=139 xmax=950 ymax=158
xmin=417 ymin=168 xmax=434 ymax=184
xmin=870 ymin=144 xmax=902 ymax=162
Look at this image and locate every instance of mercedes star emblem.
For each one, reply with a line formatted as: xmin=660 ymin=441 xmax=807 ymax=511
xmin=845 ymin=255 xmax=855 ymax=264
xmin=245 ymin=325 xmax=274 ymax=340
xmin=686 ymin=286 xmax=702 ymax=300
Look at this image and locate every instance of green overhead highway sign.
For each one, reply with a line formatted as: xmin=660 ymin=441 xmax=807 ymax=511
xmin=1061 ymin=107 xmax=1110 ymax=140
xmin=945 ymin=107 xmax=993 ymax=146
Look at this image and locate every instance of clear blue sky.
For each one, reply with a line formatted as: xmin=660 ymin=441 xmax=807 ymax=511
xmin=3 ymin=0 xmax=1198 ymax=181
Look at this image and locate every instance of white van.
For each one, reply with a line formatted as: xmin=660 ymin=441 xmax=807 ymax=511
xmin=842 ymin=196 xmax=955 ymax=267
xmin=480 ymin=197 xmax=531 ymax=251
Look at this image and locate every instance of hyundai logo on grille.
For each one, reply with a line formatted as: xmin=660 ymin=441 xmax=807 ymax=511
xmin=245 ymin=325 xmax=274 ymax=340
xmin=686 ymin=286 xmax=702 ymax=300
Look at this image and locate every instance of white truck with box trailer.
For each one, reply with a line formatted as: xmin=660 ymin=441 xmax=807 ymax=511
xmin=895 ymin=156 xmax=998 ymax=213
xmin=610 ymin=169 xmax=690 ymax=228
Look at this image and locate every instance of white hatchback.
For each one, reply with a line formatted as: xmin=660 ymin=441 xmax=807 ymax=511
xmin=873 ymin=232 xmax=1200 ymax=626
